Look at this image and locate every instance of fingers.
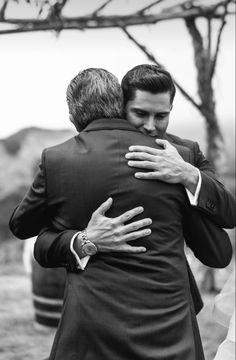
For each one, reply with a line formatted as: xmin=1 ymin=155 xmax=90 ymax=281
xmin=114 ymin=244 xmax=147 ymax=253
xmin=122 ymin=218 xmax=152 ymax=234
xmin=128 ymin=160 xmax=157 ymax=170
xmin=128 ymin=145 xmax=158 ymax=155
xmin=123 ymin=228 xmax=152 ymax=242
xmin=134 ymin=172 xmax=160 ymax=179
xmin=93 ymin=197 xmax=113 ymax=216
xmin=116 ymin=206 xmax=144 ymax=223
xmin=155 ymin=139 xmax=169 ymax=149
xmin=125 ymin=152 xmax=157 ymax=161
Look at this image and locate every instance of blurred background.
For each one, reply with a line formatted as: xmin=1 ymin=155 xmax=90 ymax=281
xmin=0 ymin=1 xmax=235 ymax=359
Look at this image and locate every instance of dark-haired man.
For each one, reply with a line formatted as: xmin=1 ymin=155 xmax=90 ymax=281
xmin=122 ymin=65 xmax=235 ymax=225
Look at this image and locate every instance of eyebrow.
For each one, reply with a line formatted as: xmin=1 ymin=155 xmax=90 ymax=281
xmin=131 ymin=107 xmax=171 ymax=114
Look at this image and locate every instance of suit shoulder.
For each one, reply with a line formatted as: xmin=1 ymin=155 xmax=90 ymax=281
xmin=166 ymin=132 xmax=197 ymax=149
xmin=44 ymin=136 xmax=77 ymax=156
xmin=42 ymin=137 xmax=79 ymax=167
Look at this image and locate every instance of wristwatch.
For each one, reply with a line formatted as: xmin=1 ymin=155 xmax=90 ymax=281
xmin=80 ymin=229 xmax=98 ymax=256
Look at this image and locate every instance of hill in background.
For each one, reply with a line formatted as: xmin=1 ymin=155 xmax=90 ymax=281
xmin=0 ymin=127 xmax=75 ymax=241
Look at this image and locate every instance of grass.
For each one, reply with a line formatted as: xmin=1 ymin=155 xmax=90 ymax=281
xmin=1 ymin=238 xmax=233 ymax=360
xmin=0 ymin=274 xmax=55 ymax=360
xmin=0 ymin=269 xmax=229 ymax=360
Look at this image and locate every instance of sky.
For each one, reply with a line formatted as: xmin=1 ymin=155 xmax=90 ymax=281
xmin=0 ymin=0 xmax=235 ymax=149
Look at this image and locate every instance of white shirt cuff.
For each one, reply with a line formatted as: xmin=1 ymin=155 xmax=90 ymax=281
xmin=70 ymin=231 xmax=90 ymax=270
xmin=185 ymin=169 xmax=202 ymax=206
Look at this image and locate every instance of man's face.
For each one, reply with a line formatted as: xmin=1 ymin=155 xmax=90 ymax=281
xmin=125 ymin=90 xmax=172 ymax=138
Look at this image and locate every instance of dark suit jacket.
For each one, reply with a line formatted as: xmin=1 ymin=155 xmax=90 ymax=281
xmin=8 ymin=118 xmax=235 ymax=360
xmin=10 ymin=119 xmax=234 ymax=316
xmin=10 ymin=121 xmax=233 ymax=286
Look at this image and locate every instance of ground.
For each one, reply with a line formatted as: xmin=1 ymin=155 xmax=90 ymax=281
xmin=0 ymin=265 xmax=228 ymax=360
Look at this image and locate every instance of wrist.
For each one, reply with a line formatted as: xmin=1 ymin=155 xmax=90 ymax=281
xmin=74 ymin=232 xmax=85 ymax=258
xmin=181 ymin=164 xmax=199 ymax=194
xmin=86 ymin=228 xmax=97 ymax=245
xmin=80 ymin=229 xmax=98 ymax=256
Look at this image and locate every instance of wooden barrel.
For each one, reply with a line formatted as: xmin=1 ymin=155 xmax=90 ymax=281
xmin=31 ymin=259 xmax=67 ymax=328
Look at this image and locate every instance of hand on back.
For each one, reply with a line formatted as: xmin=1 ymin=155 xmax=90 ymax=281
xmin=125 ymin=139 xmax=198 ymax=193
xmin=86 ymin=198 xmax=152 ymax=253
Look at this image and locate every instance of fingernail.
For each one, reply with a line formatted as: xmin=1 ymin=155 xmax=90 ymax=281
xmin=138 ymin=207 xmax=144 ymax=212
xmin=129 ymin=146 xmax=134 ymax=151
xmin=135 ymin=173 xmax=141 ymax=178
xmin=128 ymin=161 xmax=133 ymax=166
xmin=145 ymin=229 xmax=151 ymax=234
xmin=125 ymin=153 xmax=130 ymax=158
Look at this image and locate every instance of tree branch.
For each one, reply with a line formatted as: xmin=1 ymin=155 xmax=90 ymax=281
xmin=0 ymin=2 xmax=233 ymax=36
xmin=207 ymin=18 xmax=212 ymax=62
xmin=0 ymin=0 xmax=8 ymax=20
xmin=47 ymin=0 xmax=68 ymax=20
xmin=121 ymin=27 xmax=202 ymax=113
xmin=92 ymin=0 xmax=113 ymax=16
xmin=210 ymin=0 xmax=229 ymax=78
xmin=185 ymin=16 xmax=204 ymax=55
xmin=137 ymin=0 xmax=165 ymax=15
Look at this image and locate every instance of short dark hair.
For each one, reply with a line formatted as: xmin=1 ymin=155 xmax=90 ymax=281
xmin=66 ymin=68 xmax=124 ymax=131
xmin=121 ymin=64 xmax=176 ymax=106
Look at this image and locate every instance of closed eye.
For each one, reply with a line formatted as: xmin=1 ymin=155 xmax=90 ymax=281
xmin=155 ymin=113 xmax=169 ymax=120
xmin=133 ymin=110 xmax=147 ymax=117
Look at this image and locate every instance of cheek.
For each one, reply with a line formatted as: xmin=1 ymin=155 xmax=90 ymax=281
xmin=127 ymin=114 xmax=143 ymax=127
xmin=155 ymin=120 xmax=169 ymax=130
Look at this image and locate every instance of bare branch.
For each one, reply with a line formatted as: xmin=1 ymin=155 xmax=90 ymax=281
xmin=137 ymin=0 xmax=165 ymax=15
xmin=0 ymin=0 xmax=8 ymax=20
xmin=47 ymin=0 xmax=68 ymax=20
xmin=185 ymin=16 xmax=204 ymax=55
xmin=92 ymin=0 xmax=113 ymax=16
xmin=210 ymin=0 xmax=229 ymax=78
xmin=207 ymin=18 xmax=212 ymax=61
xmin=0 ymin=1 xmax=233 ymax=35
xmin=122 ymin=27 xmax=202 ymax=113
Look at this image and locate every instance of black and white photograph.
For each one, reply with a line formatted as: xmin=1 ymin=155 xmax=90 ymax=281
xmin=0 ymin=1 xmax=235 ymax=359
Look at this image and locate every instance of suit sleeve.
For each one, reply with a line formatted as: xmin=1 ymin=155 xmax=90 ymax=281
xmin=193 ymin=142 xmax=236 ymax=229
xmin=183 ymin=203 xmax=233 ymax=268
xmin=9 ymin=150 xmax=49 ymax=239
xmin=34 ymin=227 xmax=79 ymax=270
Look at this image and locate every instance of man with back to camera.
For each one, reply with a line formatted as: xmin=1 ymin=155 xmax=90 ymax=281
xmin=10 ymin=65 xmax=235 ymax=316
xmin=9 ymin=67 xmax=235 ymax=359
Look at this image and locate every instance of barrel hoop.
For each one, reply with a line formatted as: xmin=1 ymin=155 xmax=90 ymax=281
xmin=32 ymin=293 xmax=64 ymax=306
xmin=34 ymin=308 xmax=62 ymax=319
xmin=33 ymin=300 xmax=62 ymax=312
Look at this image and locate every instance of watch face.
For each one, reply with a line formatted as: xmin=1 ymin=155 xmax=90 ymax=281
xmin=84 ymin=242 xmax=97 ymax=256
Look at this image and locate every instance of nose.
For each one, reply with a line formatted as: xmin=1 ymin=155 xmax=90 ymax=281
xmin=143 ymin=117 xmax=155 ymax=133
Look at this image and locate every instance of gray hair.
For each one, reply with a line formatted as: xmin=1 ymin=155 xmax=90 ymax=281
xmin=66 ymin=68 xmax=124 ymax=131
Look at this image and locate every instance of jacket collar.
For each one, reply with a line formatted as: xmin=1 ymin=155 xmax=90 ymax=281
xmin=81 ymin=118 xmax=191 ymax=162
xmin=83 ymin=118 xmax=141 ymax=133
